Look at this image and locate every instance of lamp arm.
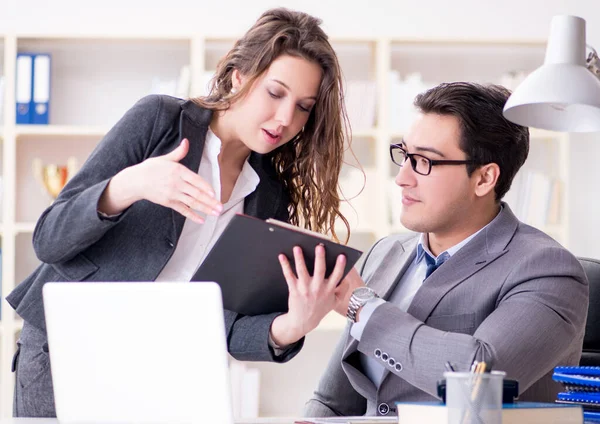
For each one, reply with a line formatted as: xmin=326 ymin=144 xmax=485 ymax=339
xmin=586 ymin=44 xmax=600 ymax=77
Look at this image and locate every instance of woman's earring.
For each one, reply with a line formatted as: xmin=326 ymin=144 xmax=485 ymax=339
xmin=230 ymin=87 xmax=238 ymax=95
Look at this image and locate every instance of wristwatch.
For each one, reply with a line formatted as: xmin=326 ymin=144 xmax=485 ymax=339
xmin=347 ymin=287 xmax=379 ymax=322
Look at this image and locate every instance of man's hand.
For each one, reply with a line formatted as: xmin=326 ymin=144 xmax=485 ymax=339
xmin=333 ymin=267 xmax=366 ymax=317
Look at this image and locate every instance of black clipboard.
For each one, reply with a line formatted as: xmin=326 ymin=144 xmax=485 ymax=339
xmin=191 ymin=214 xmax=363 ymax=316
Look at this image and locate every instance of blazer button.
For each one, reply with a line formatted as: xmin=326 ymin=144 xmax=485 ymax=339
xmin=388 ymin=358 xmax=396 ymax=367
xmin=381 ymin=352 xmax=389 ymax=361
xmin=374 ymin=349 xmax=382 ymax=358
xmin=395 ymin=363 xmax=403 ymax=372
xmin=378 ymin=403 xmax=390 ymax=415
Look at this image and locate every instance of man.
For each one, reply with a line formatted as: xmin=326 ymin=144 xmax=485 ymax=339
xmin=304 ymin=82 xmax=589 ymax=417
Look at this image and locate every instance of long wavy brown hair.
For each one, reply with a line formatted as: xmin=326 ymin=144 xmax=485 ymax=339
xmin=193 ymin=8 xmax=350 ymax=242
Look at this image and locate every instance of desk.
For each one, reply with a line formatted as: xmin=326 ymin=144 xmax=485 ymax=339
xmin=0 ymin=420 xmax=295 ymax=424
xmin=0 ymin=420 xmax=302 ymax=424
xmin=0 ymin=418 xmax=398 ymax=424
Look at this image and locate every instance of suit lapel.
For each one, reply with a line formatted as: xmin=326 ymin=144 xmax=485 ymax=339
xmin=170 ymin=101 xmax=211 ymax=241
xmin=373 ymin=237 xmax=419 ymax=300
xmin=406 ymin=204 xmax=518 ymax=322
xmin=244 ymin=153 xmax=282 ymax=220
xmin=405 ymin=244 xmax=504 ymax=323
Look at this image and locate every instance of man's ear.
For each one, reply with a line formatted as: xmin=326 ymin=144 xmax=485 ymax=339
xmin=474 ymin=163 xmax=500 ymax=198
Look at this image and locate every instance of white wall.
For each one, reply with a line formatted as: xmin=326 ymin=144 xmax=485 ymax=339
xmin=3 ymin=0 xmax=600 ymax=416
xmin=4 ymin=0 xmax=599 ymax=256
xmin=1 ymin=0 xmax=598 ymax=40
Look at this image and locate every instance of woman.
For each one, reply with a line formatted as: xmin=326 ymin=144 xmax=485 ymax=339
xmin=7 ymin=8 xmax=352 ymax=417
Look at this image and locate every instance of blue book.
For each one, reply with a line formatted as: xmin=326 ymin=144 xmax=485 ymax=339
xmin=553 ymin=367 xmax=600 ymax=396
xmin=585 ymin=410 xmax=600 ymax=422
xmin=559 ymin=392 xmax=600 ymax=403
xmin=553 ymin=366 xmax=600 ymax=422
xmin=15 ymin=53 xmax=33 ymax=124
xmin=555 ymin=366 xmax=600 ymax=378
xmin=395 ymin=401 xmax=583 ymax=424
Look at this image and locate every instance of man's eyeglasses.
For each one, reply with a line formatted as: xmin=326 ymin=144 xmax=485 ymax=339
xmin=389 ymin=144 xmax=480 ymax=176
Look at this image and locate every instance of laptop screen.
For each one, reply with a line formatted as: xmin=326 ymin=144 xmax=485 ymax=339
xmin=43 ymin=282 xmax=233 ymax=424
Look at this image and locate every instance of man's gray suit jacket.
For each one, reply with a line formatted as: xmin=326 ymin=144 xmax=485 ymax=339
xmin=305 ymin=205 xmax=588 ymax=416
xmin=7 ymin=94 xmax=301 ymax=362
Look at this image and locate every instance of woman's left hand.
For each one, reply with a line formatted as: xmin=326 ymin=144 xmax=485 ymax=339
xmin=269 ymin=244 xmax=347 ymax=347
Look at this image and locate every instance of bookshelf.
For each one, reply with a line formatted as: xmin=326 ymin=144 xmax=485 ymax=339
xmin=0 ymin=33 xmax=569 ymax=417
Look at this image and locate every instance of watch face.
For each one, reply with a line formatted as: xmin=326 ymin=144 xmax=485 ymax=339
xmin=353 ymin=287 xmax=375 ymax=302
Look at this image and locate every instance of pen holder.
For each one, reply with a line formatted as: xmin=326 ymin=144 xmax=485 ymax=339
xmin=444 ymin=371 xmax=505 ymax=424
xmin=437 ymin=377 xmax=519 ymax=403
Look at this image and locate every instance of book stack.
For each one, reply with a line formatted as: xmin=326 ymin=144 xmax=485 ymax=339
xmin=554 ymin=366 xmax=600 ymax=422
xmin=395 ymin=401 xmax=582 ymax=424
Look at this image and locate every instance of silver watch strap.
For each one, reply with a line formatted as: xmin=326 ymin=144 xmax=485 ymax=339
xmin=346 ymin=295 xmax=364 ymax=322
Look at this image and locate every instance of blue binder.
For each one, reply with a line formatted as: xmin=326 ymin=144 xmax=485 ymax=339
xmin=32 ymin=53 xmax=51 ymax=125
xmin=554 ymin=366 xmax=600 ymax=388
xmin=554 ymin=365 xmax=600 ymax=422
xmin=15 ymin=53 xmax=34 ymax=124
xmin=585 ymin=410 xmax=600 ymax=422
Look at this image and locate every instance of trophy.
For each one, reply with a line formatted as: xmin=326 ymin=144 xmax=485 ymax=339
xmin=32 ymin=157 xmax=79 ymax=202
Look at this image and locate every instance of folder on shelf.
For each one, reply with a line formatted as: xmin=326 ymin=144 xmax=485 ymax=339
xmin=15 ymin=53 xmax=34 ymax=124
xmin=191 ymin=214 xmax=363 ymax=316
xmin=32 ymin=54 xmax=51 ymax=125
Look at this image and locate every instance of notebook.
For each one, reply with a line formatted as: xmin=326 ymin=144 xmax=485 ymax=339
xmin=553 ymin=366 xmax=600 ymax=422
xmin=192 ymin=214 xmax=363 ymax=316
xmin=395 ymin=401 xmax=583 ymax=424
xmin=43 ymin=282 xmax=233 ymax=424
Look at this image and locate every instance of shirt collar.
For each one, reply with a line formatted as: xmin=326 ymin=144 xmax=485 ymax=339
xmin=205 ymin=127 xmax=222 ymax=159
xmin=415 ymin=205 xmax=503 ymax=264
xmin=205 ymin=128 xmax=259 ymax=206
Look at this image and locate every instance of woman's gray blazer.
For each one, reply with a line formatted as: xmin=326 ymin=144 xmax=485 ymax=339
xmin=6 ymin=94 xmax=302 ymax=362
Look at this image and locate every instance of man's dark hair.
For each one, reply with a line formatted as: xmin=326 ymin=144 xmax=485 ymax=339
xmin=414 ymin=82 xmax=529 ymax=201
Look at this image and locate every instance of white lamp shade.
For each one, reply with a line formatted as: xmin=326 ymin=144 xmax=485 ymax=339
xmin=503 ymin=63 xmax=600 ymax=132
xmin=503 ymin=15 xmax=600 ymax=132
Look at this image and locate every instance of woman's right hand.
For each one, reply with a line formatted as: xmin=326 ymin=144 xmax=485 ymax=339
xmin=98 ymin=139 xmax=223 ymax=223
xmin=269 ymin=244 xmax=348 ymax=347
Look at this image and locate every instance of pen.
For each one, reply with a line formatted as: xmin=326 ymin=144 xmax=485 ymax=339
xmin=461 ymin=361 xmax=487 ymax=424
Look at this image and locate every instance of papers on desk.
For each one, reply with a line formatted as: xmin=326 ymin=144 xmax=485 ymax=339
xmin=233 ymin=418 xmax=397 ymax=424
xmin=296 ymin=417 xmax=398 ymax=424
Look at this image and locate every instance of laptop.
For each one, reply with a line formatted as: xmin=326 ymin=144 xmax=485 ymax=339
xmin=43 ymin=282 xmax=234 ymax=424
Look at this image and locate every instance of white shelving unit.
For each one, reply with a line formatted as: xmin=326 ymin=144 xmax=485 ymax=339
xmin=0 ymin=33 xmax=568 ymax=417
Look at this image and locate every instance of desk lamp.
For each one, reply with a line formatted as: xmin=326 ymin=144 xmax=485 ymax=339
xmin=503 ymin=15 xmax=600 ymax=132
